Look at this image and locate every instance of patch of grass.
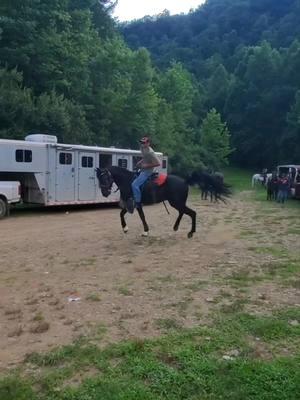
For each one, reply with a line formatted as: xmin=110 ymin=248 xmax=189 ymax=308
xmin=0 ymin=377 xmax=36 ymax=400
xmin=184 ymin=280 xmax=208 ymax=291
xmin=156 ymin=274 xmax=178 ymax=284
xmin=248 ymin=246 xmax=288 ymax=258
xmin=92 ymin=323 xmax=107 ymax=340
xmin=32 ymin=312 xmax=44 ymax=321
xmin=285 ymin=279 xmax=300 ymax=289
xmin=286 ymin=228 xmax=300 ymax=235
xmin=2 ymin=309 xmax=300 ymax=400
xmin=222 ymin=167 xmax=253 ymax=192
xmin=230 ymin=310 xmax=300 ymax=341
xmin=239 ymin=229 xmax=259 ymax=238
xmin=147 ymin=274 xmax=178 ymax=292
xmin=118 ymin=286 xmax=133 ymax=296
xmin=219 ymin=289 xmax=233 ymax=298
xmin=262 ymin=261 xmax=300 ymax=280
xmin=174 ymin=296 xmax=194 ymax=316
xmin=226 ymin=270 xmax=263 ymax=288
xmin=155 ymin=318 xmax=182 ymax=331
xmin=86 ymin=293 xmax=101 ymax=302
xmin=219 ymin=298 xmax=248 ymax=314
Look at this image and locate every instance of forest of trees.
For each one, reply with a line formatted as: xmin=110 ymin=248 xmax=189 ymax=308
xmin=122 ymin=0 xmax=300 ymax=168
xmin=1 ymin=0 xmax=300 ymax=171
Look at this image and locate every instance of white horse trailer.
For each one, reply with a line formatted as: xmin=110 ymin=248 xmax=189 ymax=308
xmin=0 ymin=134 xmax=168 ymax=209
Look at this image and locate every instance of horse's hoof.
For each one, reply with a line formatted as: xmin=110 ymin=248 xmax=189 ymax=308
xmin=123 ymin=226 xmax=129 ymax=233
xmin=173 ymin=226 xmax=178 ymax=232
xmin=141 ymin=231 xmax=149 ymax=237
xmin=187 ymin=232 xmax=193 ymax=239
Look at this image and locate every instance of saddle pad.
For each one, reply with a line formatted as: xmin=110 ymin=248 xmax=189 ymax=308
xmin=153 ymin=173 xmax=167 ymax=186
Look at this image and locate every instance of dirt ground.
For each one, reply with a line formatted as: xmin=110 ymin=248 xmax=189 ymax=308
xmin=0 ymin=193 xmax=299 ymax=372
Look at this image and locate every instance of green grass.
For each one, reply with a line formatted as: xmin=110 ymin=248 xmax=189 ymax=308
xmin=222 ymin=167 xmax=254 ymax=192
xmin=86 ymin=293 xmax=101 ymax=302
xmin=1 ymin=310 xmax=300 ymax=400
xmin=118 ymin=286 xmax=133 ymax=296
xmin=263 ymin=260 xmax=300 ymax=281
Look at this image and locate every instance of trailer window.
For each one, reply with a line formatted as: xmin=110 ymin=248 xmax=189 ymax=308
xmin=16 ymin=149 xmax=32 ymax=163
xmin=162 ymin=159 xmax=167 ymax=169
xmin=59 ymin=152 xmax=72 ymax=165
xmin=118 ymin=158 xmax=128 ymax=169
xmin=82 ymin=156 xmax=93 ymax=168
xmin=99 ymin=154 xmax=112 ymax=168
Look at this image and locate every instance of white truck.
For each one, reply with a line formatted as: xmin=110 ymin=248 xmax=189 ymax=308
xmin=0 ymin=181 xmax=21 ymax=218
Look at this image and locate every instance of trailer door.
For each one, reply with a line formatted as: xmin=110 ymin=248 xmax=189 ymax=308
xmin=78 ymin=152 xmax=96 ymax=201
xmin=55 ymin=151 xmax=75 ymax=202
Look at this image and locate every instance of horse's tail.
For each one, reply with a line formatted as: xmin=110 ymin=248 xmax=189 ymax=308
xmin=213 ymin=181 xmax=232 ymax=198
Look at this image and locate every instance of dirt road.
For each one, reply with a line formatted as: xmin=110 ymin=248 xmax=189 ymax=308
xmin=0 ymin=194 xmax=299 ymax=371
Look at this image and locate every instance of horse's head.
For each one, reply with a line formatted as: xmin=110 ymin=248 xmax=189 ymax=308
xmin=96 ymin=168 xmax=114 ymax=197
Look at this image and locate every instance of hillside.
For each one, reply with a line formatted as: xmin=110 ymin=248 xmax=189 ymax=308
xmin=121 ymin=0 xmax=300 ymax=168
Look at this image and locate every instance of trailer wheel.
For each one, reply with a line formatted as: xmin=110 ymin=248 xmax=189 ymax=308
xmin=0 ymin=198 xmax=8 ymax=219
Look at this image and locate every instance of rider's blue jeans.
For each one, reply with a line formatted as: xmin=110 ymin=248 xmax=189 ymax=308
xmin=132 ymin=170 xmax=152 ymax=203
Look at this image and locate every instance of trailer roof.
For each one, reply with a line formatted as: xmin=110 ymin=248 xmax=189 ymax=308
xmin=0 ymin=139 xmax=163 ymax=156
xmin=278 ymin=164 xmax=300 ymax=168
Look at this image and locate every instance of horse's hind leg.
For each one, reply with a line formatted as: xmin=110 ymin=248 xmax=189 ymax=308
xmin=182 ymin=206 xmax=196 ymax=238
xmin=120 ymin=208 xmax=128 ymax=233
xmin=137 ymin=206 xmax=149 ymax=237
xmin=173 ymin=212 xmax=183 ymax=231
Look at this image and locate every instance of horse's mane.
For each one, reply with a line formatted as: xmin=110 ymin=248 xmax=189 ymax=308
xmin=108 ymin=167 xmax=135 ymax=197
xmin=109 ymin=166 xmax=134 ymax=180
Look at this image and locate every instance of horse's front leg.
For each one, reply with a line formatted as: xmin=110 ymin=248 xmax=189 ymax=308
xmin=137 ymin=206 xmax=149 ymax=237
xmin=120 ymin=208 xmax=129 ymax=233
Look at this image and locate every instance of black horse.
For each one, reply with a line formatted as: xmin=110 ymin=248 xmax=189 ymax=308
xmin=96 ymin=166 xmax=196 ymax=238
xmin=187 ymin=171 xmax=231 ymax=203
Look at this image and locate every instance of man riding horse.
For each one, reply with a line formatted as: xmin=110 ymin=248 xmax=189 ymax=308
xmin=96 ymin=137 xmax=230 ymax=238
xmin=128 ymin=136 xmax=161 ymax=212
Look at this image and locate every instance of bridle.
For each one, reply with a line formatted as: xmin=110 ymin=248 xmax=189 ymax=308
xmin=98 ymin=169 xmax=119 ymax=193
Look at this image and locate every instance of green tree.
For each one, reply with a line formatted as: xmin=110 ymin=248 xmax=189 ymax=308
xmin=199 ymin=108 xmax=233 ymax=170
xmin=284 ymin=90 xmax=300 ymax=163
xmin=0 ymin=67 xmax=89 ymax=143
xmin=206 ymin=63 xmax=232 ymax=113
xmin=0 ymin=68 xmax=34 ymax=139
xmin=156 ymin=63 xmax=201 ymax=172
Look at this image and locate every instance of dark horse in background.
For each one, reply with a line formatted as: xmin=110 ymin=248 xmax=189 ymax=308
xmin=96 ymin=167 xmax=196 ymax=238
xmin=187 ymin=171 xmax=231 ymax=203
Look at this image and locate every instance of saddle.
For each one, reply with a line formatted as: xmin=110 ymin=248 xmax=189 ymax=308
xmin=134 ymin=170 xmax=167 ymax=187
xmin=150 ymin=172 xmax=167 ymax=186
